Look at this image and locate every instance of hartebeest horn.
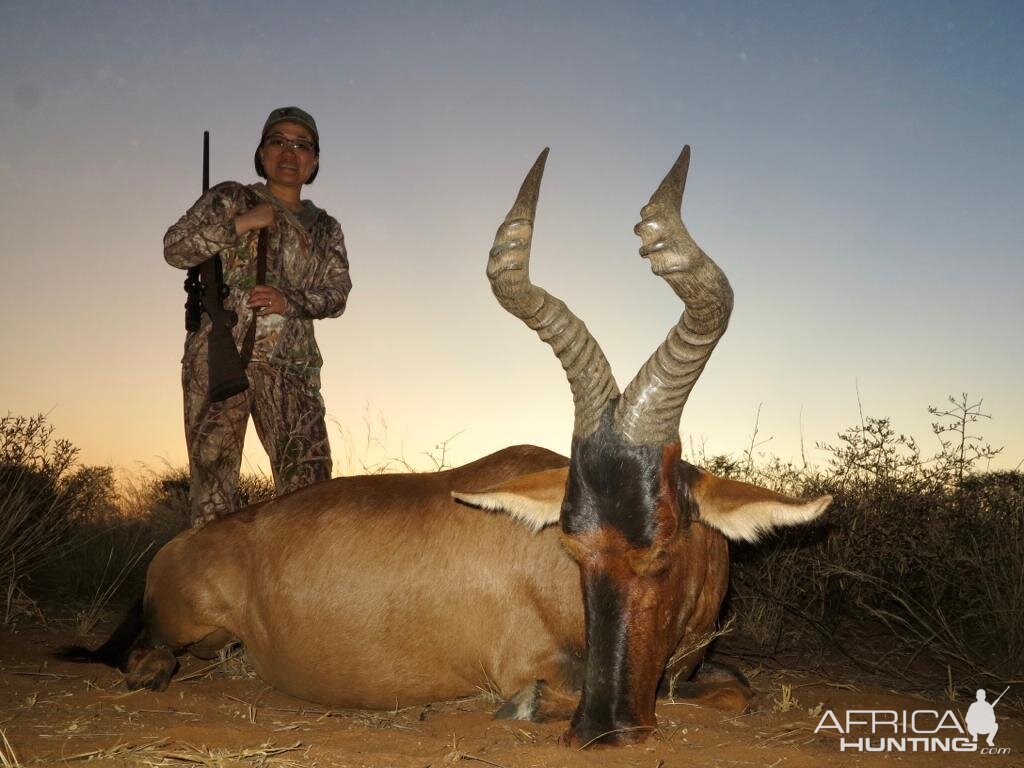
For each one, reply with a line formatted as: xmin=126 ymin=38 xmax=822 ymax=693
xmin=615 ymin=146 xmax=734 ymax=445
xmin=488 ymin=149 xmax=619 ymax=438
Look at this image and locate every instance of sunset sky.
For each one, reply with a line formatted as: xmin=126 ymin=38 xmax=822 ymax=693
xmin=2 ymin=1 xmax=1021 ymax=478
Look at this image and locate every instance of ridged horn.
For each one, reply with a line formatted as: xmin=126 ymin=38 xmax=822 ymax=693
xmin=488 ymin=149 xmax=619 ymax=438
xmin=614 ymin=146 xmax=734 ymax=445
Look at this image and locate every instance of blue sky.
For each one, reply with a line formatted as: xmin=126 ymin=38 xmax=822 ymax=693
xmin=1 ymin=1 xmax=1021 ymax=475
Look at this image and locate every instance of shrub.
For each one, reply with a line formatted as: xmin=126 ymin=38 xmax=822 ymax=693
xmin=725 ymin=395 xmax=1022 ymax=691
xmin=0 ymin=414 xmax=275 ymax=629
xmin=0 ymin=414 xmax=113 ymax=621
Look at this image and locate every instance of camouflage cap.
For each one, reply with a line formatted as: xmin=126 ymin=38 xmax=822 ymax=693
xmin=262 ymin=107 xmax=319 ymax=145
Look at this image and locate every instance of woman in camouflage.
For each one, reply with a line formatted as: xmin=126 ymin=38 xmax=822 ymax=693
xmin=164 ymin=107 xmax=351 ymax=526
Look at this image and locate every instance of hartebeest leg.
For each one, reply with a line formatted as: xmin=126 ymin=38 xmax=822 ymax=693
xmin=123 ymin=623 xmax=235 ymax=690
xmin=495 ymin=658 xmax=751 ymax=723
xmin=54 ymin=598 xmax=179 ymax=690
xmin=124 ymin=631 xmax=237 ymax=691
xmin=186 ymin=629 xmax=236 ymax=660
xmin=495 ymin=680 xmax=579 ymax=723
xmin=659 ymin=660 xmax=753 ymax=712
xmin=55 ymin=599 xmax=181 ymax=693
xmin=123 ymin=633 xmax=179 ymax=692
xmin=138 ymin=526 xmax=242 ymax=661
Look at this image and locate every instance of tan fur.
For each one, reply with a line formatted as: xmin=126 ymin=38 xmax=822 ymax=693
xmin=136 ymin=446 xmax=824 ymax=713
xmin=691 ymin=471 xmax=832 ymax=543
xmin=143 ymin=447 xmax=584 ymax=708
xmin=450 ymin=467 xmax=569 ymax=532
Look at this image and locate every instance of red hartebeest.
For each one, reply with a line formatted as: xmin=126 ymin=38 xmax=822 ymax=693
xmin=59 ymin=147 xmax=831 ymax=747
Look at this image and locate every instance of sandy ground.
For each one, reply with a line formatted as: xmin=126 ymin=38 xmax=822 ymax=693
xmin=1 ymin=621 xmax=1021 ymax=768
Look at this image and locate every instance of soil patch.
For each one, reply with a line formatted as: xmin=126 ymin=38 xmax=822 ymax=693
xmin=1 ymin=623 xmax=1021 ymax=767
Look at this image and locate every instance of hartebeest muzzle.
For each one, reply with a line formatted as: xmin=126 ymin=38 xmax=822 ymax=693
xmin=489 ymin=146 xmax=733 ymax=745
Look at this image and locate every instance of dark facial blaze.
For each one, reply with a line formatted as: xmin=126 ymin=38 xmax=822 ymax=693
xmin=560 ymin=404 xmax=697 ymax=746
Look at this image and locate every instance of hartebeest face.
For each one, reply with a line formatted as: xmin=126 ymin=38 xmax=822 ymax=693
xmin=561 ymin=416 xmax=696 ymax=745
xmin=488 ymin=146 xmax=735 ymax=746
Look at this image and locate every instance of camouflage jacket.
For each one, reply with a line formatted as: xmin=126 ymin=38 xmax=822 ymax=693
xmin=164 ymin=182 xmax=351 ymax=373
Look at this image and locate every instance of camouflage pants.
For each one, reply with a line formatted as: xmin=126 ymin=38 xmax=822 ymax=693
xmin=183 ymin=356 xmax=332 ymax=527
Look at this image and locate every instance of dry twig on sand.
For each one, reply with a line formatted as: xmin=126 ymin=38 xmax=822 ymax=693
xmin=55 ymin=738 xmax=306 ymax=766
xmin=0 ymin=727 xmax=21 ymax=768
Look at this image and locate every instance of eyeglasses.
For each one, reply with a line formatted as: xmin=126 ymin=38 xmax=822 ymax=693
xmin=262 ymin=133 xmax=316 ymax=154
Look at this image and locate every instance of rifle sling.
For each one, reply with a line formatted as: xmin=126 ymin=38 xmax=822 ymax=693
xmin=199 ymin=258 xmax=219 ymax=312
xmin=239 ymin=227 xmax=268 ymax=367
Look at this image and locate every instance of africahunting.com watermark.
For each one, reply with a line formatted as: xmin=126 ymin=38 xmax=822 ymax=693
xmin=814 ymin=686 xmax=1011 ymax=755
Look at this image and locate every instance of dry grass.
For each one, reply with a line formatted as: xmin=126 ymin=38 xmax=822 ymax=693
xmin=74 ymin=543 xmax=153 ymax=636
xmin=771 ymin=683 xmax=798 ymax=713
xmin=0 ymin=728 xmax=20 ymax=768
xmin=53 ymin=739 xmax=306 ymax=767
xmin=472 ymin=664 xmax=505 ymax=705
xmin=332 ymin=406 xmax=463 ymax=476
xmin=664 ymin=616 xmax=736 ymax=695
xmin=442 ymin=734 xmax=509 ymax=768
xmin=176 ymin=644 xmax=256 ymax=684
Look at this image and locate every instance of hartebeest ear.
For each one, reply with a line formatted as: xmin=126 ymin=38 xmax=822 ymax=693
xmin=452 ymin=465 xmax=830 ymax=541
xmin=451 ymin=467 xmax=569 ymax=532
xmin=691 ymin=469 xmax=832 ymax=543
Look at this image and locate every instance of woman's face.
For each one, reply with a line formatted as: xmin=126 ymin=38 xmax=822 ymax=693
xmin=259 ymin=121 xmax=318 ymax=189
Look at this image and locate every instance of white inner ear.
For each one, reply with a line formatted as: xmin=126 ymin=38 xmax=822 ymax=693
xmin=699 ymin=495 xmax=832 ymax=543
xmin=451 ymin=491 xmax=560 ymax=532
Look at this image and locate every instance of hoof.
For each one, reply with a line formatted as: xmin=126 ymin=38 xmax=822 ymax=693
xmin=124 ymin=647 xmax=178 ymax=691
xmin=494 ymin=681 xmax=541 ymax=721
xmin=674 ymin=681 xmax=752 ymax=712
xmin=493 ymin=680 xmax=578 ymax=723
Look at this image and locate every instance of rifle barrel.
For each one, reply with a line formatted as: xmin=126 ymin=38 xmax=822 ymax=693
xmin=196 ymin=128 xmax=248 ymax=402
xmin=202 ymin=130 xmax=209 ymax=193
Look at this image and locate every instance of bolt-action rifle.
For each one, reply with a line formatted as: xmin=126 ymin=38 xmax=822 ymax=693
xmin=182 ymin=131 xmax=249 ymax=402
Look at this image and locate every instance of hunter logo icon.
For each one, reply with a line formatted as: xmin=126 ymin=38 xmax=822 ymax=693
xmin=814 ymin=684 xmax=1012 ymax=755
xmin=966 ymin=687 xmax=1008 ymax=747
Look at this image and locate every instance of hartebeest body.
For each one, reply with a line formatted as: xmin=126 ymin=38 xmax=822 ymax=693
xmin=61 ymin=147 xmax=831 ymax=747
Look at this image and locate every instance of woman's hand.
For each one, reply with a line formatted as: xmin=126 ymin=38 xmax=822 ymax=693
xmin=234 ymin=203 xmax=275 ymax=235
xmin=248 ymin=285 xmax=287 ymax=316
